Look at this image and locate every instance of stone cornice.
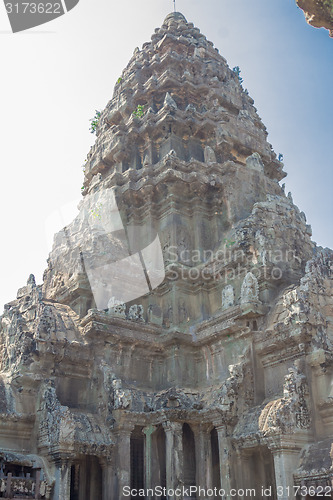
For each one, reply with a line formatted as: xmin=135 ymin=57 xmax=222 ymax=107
xmin=80 ymin=307 xmax=258 ymax=348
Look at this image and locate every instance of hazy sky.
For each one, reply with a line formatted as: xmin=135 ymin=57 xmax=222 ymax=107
xmin=0 ymin=0 xmax=332 ymax=311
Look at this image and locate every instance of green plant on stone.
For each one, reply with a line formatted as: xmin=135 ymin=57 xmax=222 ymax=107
xmin=232 ymin=66 xmax=244 ymax=85
xmin=91 ymin=203 xmax=102 ymax=220
xmin=82 ymin=155 xmax=89 ymax=173
xmin=117 ymin=77 xmax=123 ymax=84
xmin=90 ymin=110 xmax=101 ymax=134
xmin=132 ymin=104 xmax=145 ymax=119
xmin=224 ymin=238 xmax=236 ymax=248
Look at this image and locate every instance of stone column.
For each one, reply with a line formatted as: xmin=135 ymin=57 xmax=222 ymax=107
xmin=271 ymin=449 xmax=299 ymax=500
xmin=35 ymin=470 xmax=41 ymax=498
xmin=239 ymin=451 xmax=253 ymax=500
xmin=5 ymin=473 xmax=12 ymax=497
xmin=52 ymin=459 xmax=71 ymax=500
xmin=116 ymin=423 xmax=134 ymax=500
xmin=163 ymin=421 xmax=183 ymax=500
xmin=215 ymin=425 xmax=232 ymax=500
xmin=234 ymin=449 xmax=245 ymax=499
xmin=192 ymin=423 xmax=213 ymax=498
xmin=143 ymin=425 xmax=156 ymax=491
xmin=101 ymin=457 xmax=117 ymax=500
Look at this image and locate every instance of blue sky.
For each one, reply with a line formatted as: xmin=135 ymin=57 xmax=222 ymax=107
xmin=0 ymin=0 xmax=332 ymax=310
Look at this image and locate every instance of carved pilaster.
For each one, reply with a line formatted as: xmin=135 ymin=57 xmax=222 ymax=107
xmin=271 ymin=450 xmax=298 ymax=500
xmin=52 ymin=459 xmax=71 ymax=500
xmin=215 ymin=425 xmax=232 ymax=500
xmin=116 ymin=421 xmax=135 ymax=500
xmin=163 ymin=421 xmax=183 ymax=500
xmin=100 ymin=457 xmax=117 ymax=500
xmin=143 ymin=424 xmax=156 ymax=491
xmin=192 ymin=423 xmax=213 ymax=497
xmin=266 ymin=435 xmax=309 ymax=500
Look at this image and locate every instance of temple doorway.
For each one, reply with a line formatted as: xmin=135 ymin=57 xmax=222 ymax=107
xmin=239 ymin=447 xmax=276 ymax=500
xmin=130 ymin=426 xmax=145 ymax=497
xmin=152 ymin=425 xmax=167 ymax=496
xmin=211 ymin=427 xmax=221 ymax=496
xmin=70 ymin=456 xmax=102 ymax=500
xmin=182 ymin=423 xmax=196 ymax=493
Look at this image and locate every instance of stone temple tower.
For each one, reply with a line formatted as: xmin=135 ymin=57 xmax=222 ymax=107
xmin=0 ymin=11 xmax=333 ymax=500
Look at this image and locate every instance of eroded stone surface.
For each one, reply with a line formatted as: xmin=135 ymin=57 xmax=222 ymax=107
xmin=296 ymin=0 xmax=333 ymax=37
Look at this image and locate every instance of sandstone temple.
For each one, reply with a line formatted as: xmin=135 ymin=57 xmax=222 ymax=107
xmin=0 ymin=11 xmax=332 ymax=500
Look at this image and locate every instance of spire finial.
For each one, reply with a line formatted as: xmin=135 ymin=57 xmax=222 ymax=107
xmin=173 ymin=0 xmax=176 ymax=12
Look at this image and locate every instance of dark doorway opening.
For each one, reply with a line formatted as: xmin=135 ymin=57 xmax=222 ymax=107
xmin=130 ymin=426 xmax=145 ymax=497
xmin=152 ymin=425 xmax=166 ymax=499
xmin=211 ymin=427 xmax=221 ymax=497
xmin=183 ymin=423 xmax=196 ymax=494
xmin=70 ymin=456 xmax=102 ymax=500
